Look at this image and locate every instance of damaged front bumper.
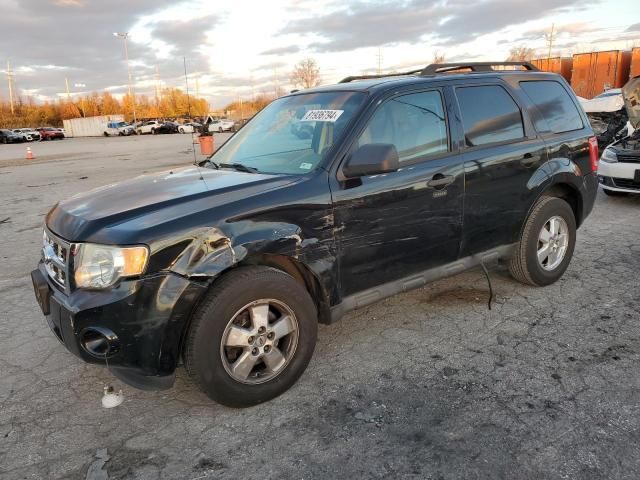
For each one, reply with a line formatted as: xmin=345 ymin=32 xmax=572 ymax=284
xmin=31 ymin=262 xmax=207 ymax=390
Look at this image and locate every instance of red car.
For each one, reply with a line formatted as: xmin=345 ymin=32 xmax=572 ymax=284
xmin=37 ymin=127 xmax=64 ymax=140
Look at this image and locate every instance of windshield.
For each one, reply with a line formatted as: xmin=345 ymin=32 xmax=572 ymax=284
xmin=211 ymin=91 xmax=367 ymax=175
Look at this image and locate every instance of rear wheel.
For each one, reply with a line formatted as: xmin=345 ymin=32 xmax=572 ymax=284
xmin=103 ymin=132 xmax=109 ymax=137
xmin=509 ymin=196 xmax=576 ymax=286
xmin=151 ymin=128 xmax=157 ymax=135
xmin=218 ymin=127 xmax=223 ymax=133
xmin=184 ymin=266 xmax=318 ymax=407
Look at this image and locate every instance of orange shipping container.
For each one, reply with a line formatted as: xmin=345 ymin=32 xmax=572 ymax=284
xmin=571 ymin=50 xmax=631 ymax=99
xmin=531 ymin=57 xmax=573 ymax=82
xmin=631 ymin=47 xmax=640 ymax=79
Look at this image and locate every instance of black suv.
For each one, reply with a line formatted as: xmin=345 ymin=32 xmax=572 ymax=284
xmin=31 ymin=62 xmax=598 ymax=407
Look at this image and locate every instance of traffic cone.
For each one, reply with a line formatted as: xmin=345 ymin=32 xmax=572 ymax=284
xmin=26 ymin=147 xmax=34 ymax=160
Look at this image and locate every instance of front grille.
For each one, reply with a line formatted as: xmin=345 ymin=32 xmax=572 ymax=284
xmin=617 ymin=155 xmax=640 ymax=164
xmin=612 ymin=178 xmax=640 ymax=190
xmin=42 ymin=229 xmax=71 ymax=291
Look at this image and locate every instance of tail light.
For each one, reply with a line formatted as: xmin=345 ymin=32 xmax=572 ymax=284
xmin=588 ymin=136 xmax=599 ymax=173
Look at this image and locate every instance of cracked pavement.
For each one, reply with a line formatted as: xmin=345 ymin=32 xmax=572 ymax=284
xmin=1 ymin=136 xmax=639 ymax=479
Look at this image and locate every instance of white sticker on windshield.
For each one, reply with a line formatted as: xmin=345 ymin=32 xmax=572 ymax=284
xmin=301 ymin=109 xmax=344 ymax=122
xmin=299 ymin=162 xmax=313 ymax=170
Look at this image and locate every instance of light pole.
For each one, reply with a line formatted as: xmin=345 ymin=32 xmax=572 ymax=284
xmin=113 ymin=32 xmax=137 ymax=124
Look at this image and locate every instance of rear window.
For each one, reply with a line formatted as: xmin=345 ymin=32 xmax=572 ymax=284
xmin=520 ymin=81 xmax=583 ymax=134
xmin=456 ymin=85 xmax=524 ymax=147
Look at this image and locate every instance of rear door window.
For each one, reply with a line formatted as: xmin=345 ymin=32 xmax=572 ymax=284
xmin=357 ymin=90 xmax=449 ymax=164
xmin=455 ymin=85 xmax=524 ymax=147
xmin=519 ymin=80 xmax=584 ymax=134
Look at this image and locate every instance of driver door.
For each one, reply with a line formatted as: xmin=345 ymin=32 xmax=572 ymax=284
xmin=331 ymin=89 xmax=465 ymax=297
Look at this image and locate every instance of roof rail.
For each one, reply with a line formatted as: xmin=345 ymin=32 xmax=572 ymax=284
xmin=421 ymin=62 xmax=539 ymax=75
xmin=339 ymin=68 xmax=424 ymax=83
xmin=338 ymin=61 xmax=540 ymax=84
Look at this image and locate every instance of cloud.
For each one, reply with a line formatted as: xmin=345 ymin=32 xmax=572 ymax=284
xmin=627 ymin=23 xmax=640 ymax=32
xmin=261 ymin=45 xmax=301 ymax=56
xmin=150 ymin=14 xmax=218 ymax=56
xmin=280 ymin=0 xmax=600 ymax=52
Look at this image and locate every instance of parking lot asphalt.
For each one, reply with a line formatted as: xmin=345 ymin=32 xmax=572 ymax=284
xmin=1 ymin=135 xmax=639 ymax=480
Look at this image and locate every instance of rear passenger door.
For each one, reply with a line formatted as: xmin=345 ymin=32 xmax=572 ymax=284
xmin=451 ymin=82 xmax=549 ymax=257
xmin=332 ymin=88 xmax=465 ymax=297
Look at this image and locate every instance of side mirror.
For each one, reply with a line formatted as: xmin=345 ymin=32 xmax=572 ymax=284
xmin=343 ymin=143 xmax=400 ymax=178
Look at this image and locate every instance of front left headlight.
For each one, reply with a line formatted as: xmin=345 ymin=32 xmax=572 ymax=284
xmin=600 ymin=147 xmax=618 ymax=163
xmin=74 ymin=243 xmax=148 ymax=289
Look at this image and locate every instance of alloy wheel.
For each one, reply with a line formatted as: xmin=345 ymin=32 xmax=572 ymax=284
xmin=537 ymin=215 xmax=569 ymax=271
xmin=220 ymin=299 xmax=299 ymax=385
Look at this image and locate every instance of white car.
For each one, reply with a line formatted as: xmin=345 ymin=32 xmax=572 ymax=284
xmin=104 ymin=121 xmax=135 ymax=137
xmin=136 ymin=121 xmax=162 ymax=135
xmin=178 ymin=122 xmax=202 ymax=134
xmin=597 ymin=75 xmax=640 ymax=196
xmin=208 ymin=119 xmax=234 ymax=133
xmin=13 ymin=128 xmax=41 ymax=141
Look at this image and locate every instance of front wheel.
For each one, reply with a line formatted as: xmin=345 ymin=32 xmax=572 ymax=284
xmin=509 ymin=196 xmax=576 ymax=286
xmin=184 ymin=266 xmax=318 ymax=407
xmin=179 ymin=128 xmax=184 ymax=134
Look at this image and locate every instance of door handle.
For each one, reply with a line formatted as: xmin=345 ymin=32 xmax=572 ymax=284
xmin=427 ymin=174 xmax=454 ymax=189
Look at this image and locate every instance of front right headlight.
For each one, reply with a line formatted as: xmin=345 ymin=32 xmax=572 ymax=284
xmin=600 ymin=148 xmax=618 ymax=163
xmin=74 ymin=243 xmax=148 ymax=289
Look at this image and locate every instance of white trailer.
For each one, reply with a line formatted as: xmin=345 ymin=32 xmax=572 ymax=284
xmin=62 ymin=115 xmax=125 ymax=137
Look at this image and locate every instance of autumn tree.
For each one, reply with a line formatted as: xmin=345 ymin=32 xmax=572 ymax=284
xmin=506 ymin=47 xmax=535 ymax=61
xmin=291 ymin=58 xmax=321 ymax=89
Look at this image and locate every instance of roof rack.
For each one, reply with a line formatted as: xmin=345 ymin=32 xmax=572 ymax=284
xmin=338 ymin=61 xmax=539 ymax=83
xmin=420 ymin=62 xmax=539 ymax=75
xmin=339 ymin=68 xmax=424 ymax=83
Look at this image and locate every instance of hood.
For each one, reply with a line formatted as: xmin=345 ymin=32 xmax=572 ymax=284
xmin=46 ymin=166 xmax=295 ymax=243
xmin=622 ymin=75 xmax=640 ymax=129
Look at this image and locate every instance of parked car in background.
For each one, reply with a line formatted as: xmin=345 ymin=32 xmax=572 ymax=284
xmin=208 ymin=119 xmax=235 ymax=133
xmin=13 ymin=128 xmax=41 ymax=141
xmin=155 ymin=122 xmax=180 ymax=134
xmin=37 ymin=127 xmax=65 ymax=140
xmin=136 ymin=120 xmax=162 ymax=135
xmin=232 ymin=119 xmax=250 ymax=132
xmin=31 ymin=62 xmax=599 ymax=407
xmin=597 ymin=75 xmax=640 ymax=196
xmin=178 ymin=122 xmax=202 ymax=134
xmin=0 ymin=129 xmax=25 ymax=143
xmin=104 ymin=121 xmax=135 ymax=137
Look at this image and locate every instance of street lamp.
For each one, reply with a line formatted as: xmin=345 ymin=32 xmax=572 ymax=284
xmin=113 ymin=32 xmax=137 ymax=124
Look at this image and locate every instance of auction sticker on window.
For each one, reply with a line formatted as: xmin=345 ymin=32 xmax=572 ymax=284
xmin=301 ymin=110 xmax=344 ymax=122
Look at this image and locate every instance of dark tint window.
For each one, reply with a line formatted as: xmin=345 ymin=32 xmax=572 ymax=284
xmin=520 ymin=81 xmax=583 ymax=134
xmin=358 ymin=90 xmax=448 ymax=163
xmin=456 ymin=85 xmax=524 ymax=146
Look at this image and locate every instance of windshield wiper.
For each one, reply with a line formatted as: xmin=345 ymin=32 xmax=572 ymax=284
xmin=219 ymin=163 xmax=259 ymax=173
xmin=198 ymin=158 xmax=220 ymax=169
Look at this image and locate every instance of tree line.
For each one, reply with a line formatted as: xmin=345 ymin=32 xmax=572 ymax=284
xmin=0 ymin=88 xmax=210 ymax=128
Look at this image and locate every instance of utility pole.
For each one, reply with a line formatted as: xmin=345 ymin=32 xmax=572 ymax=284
xmin=6 ymin=61 xmax=15 ymax=115
xmin=376 ymin=48 xmax=383 ymax=75
xmin=546 ymin=23 xmax=555 ymax=64
xmin=154 ymin=65 xmax=161 ymax=104
xmin=113 ymin=32 xmax=137 ymax=124
xmin=65 ymin=77 xmax=71 ymax=100
xmin=195 ymin=76 xmax=200 ymax=97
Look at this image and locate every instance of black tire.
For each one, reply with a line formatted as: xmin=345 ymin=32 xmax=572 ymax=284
xmin=179 ymin=128 xmax=184 ymax=134
xmin=103 ymin=132 xmax=109 ymax=137
xmin=184 ymin=266 xmax=318 ymax=407
xmin=2 ymin=138 xmax=7 ymax=144
xmin=151 ymin=128 xmax=157 ymax=135
xmin=603 ymin=189 xmax=628 ymax=197
xmin=509 ymin=196 xmax=576 ymax=287
xmin=218 ymin=127 xmax=223 ymax=133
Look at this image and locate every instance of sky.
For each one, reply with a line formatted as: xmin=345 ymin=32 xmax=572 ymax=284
xmin=1 ymin=0 xmax=639 ymax=108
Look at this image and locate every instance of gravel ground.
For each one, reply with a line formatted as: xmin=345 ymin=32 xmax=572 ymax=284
xmin=1 ymin=135 xmax=639 ymax=480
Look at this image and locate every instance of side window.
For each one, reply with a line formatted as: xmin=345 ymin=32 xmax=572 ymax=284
xmin=519 ymin=80 xmax=584 ymax=134
xmin=456 ymin=85 xmax=524 ymax=147
xmin=357 ymin=91 xmax=448 ymax=163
